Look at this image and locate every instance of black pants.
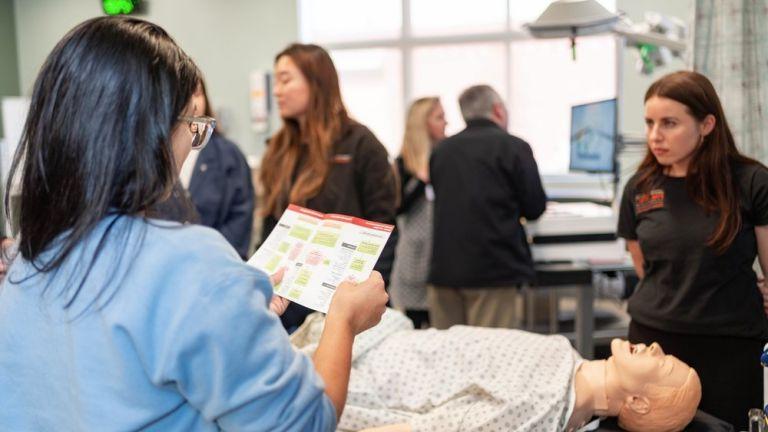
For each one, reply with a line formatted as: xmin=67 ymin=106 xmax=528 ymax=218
xmin=405 ymin=309 xmax=430 ymax=329
xmin=281 ymin=302 xmax=312 ymax=334
xmin=629 ymin=320 xmax=765 ymax=430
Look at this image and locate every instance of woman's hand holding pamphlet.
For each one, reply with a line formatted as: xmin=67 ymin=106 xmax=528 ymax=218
xmin=248 ymin=205 xmax=394 ymax=314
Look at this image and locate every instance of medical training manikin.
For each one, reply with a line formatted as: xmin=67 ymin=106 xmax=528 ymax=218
xmin=291 ymin=309 xmax=701 ymax=432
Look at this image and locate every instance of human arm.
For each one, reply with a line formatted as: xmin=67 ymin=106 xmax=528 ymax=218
xmin=617 ymin=177 xmax=642 ymax=278
xmin=138 ymin=263 xmax=337 ymax=431
xmin=268 ymin=268 xmax=290 ymax=315
xmin=217 ymin=145 xmax=256 ymax=259
xmin=252 ymin=266 xmax=388 ymax=417
xmin=355 ymin=129 xmax=398 ymax=284
xmin=755 ymin=226 xmax=768 ymax=315
xmin=395 ymin=157 xmax=427 ymax=215
xmin=626 ymin=240 xmax=645 ymax=279
xmin=749 ymin=166 xmax=768 ymax=316
xmin=356 ymin=131 xmax=397 ymax=225
xmin=507 ymin=140 xmax=547 ymax=221
xmin=312 ymin=271 xmax=389 ymax=418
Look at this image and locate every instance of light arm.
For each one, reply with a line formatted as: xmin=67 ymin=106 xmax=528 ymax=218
xmin=754 ymin=226 xmax=768 ymax=316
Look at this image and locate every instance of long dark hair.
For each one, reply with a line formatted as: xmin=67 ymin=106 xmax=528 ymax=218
xmin=260 ymin=43 xmax=350 ymax=218
xmin=5 ymin=16 xmax=200 ymax=305
xmin=635 ymin=71 xmax=757 ymax=254
xmin=198 ymin=79 xmax=218 ymax=126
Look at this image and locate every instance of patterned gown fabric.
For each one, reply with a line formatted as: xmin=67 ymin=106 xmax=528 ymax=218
xmin=291 ymin=310 xmax=580 ymax=432
xmin=390 ymin=191 xmax=432 ymax=310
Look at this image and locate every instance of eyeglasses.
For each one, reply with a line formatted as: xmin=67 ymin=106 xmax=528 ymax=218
xmin=179 ymin=115 xmax=216 ymax=150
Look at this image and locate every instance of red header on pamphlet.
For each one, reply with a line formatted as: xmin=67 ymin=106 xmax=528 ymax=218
xmin=287 ymin=204 xmax=325 ymax=219
xmin=287 ymin=204 xmax=394 ymax=232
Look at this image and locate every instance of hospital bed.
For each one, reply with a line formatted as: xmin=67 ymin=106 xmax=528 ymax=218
xmin=357 ymin=411 xmax=734 ymax=432
xmin=597 ymin=410 xmax=734 ymax=431
xmin=357 ymin=410 xmax=734 ymax=432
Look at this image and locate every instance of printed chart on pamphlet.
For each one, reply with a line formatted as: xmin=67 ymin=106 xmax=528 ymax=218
xmin=248 ymin=205 xmax=393 ymax=313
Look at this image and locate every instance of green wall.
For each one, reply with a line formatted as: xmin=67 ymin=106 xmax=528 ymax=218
xmin=0 ymin=0 xmax=20 ymax=140
xmin=13 ymin=0 xmax=299 ymax=157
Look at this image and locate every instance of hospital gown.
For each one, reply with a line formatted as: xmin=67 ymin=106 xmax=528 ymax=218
xmin=291 ymin=310 xmax=581 ymax=432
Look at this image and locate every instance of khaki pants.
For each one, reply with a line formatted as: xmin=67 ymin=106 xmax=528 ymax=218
xmin=427 ymin=285 xmax=523 ymax=329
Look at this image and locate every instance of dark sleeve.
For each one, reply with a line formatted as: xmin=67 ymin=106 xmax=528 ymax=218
xmin=260 ymin=216 xmax=277 ymax=246
xmin=507 ymin=139 xmax=547 ymax=220
xmin=376 ymin=227 xmax=398 ymax=287
xmin=428 ymin=149 xmax=440 ymax=192
xmin=395 ymin=157 xmax=427 ymax=215
xmin=617 ymin=179 xmax=638 ymax=239
xmin=749 ymin=165 xmax=768 ymax=226
xmin=217 ymin=144 xmax=255 ymax=259
xmin=355 ymin=128 xmax=398 ymax=285
xmin=356 ymin=134 xmax=397 ymax=225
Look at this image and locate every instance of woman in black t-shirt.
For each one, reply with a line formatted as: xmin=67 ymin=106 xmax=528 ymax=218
xmin=617 ymin=70 xmax=768 ymax=429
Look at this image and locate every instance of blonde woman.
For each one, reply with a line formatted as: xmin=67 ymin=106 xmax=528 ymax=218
xmin=390 ymin=97 xmax=447 ymax=328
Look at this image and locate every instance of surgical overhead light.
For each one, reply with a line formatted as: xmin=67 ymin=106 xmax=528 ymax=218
xmin=525 ymin=0 xmax=687 ymax=67
xmin=525 ymin=0 xmax=620 ymax=60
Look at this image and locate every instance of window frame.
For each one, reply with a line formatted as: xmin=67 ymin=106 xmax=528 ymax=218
xmin=298 ymin=0 xmax=620 ymax=173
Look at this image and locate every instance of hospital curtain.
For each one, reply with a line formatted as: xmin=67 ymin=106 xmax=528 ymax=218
xmin=692 ymin=0 xmax=768 ymax=163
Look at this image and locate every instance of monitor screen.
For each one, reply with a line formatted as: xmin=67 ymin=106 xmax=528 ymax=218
xmin=569 ymin=98 xmax=617 ymax=173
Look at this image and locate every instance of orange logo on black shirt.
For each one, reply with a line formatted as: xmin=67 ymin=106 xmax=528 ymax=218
xmin=635 ymin=189 xmax=665 ymax=214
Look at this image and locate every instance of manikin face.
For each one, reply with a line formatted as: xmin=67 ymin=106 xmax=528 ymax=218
xmin=273 ymin=55 xmax=311 ymax=120
xmin=426 ymin=102 xmax=447 ymax=142
xmin=608 ymin=339 xmax=691 ymax=395
xmin=644 ymin=96 xmax=714 ymax=177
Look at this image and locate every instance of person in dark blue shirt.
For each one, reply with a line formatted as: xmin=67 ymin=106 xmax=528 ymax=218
xmin=180 ymin=80 xmax=255 ymax=259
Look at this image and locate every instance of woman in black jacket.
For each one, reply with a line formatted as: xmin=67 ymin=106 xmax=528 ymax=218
xmin=260 ymin=43 xmax=397 ymax=331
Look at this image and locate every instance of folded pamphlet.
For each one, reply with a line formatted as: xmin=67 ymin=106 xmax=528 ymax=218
xmin=248 ymin=204 xmax=394 ymax=313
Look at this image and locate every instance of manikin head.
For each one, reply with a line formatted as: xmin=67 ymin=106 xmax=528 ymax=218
xmin=608 ymin=339 xmax=701 ymax=432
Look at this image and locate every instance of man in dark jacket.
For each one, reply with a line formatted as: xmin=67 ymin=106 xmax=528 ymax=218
xmin=428 ymin=84 xmax=547 ymax=329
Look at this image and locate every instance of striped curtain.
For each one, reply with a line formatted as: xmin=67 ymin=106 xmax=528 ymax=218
xmin=692 ymin=0 xmax=768 ymax=163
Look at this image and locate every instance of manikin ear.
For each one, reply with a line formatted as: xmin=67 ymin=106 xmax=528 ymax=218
xmin=625 ymin=395 xmax=651 ymax=414
xmin=700 ymin=114 xmax=716 ymax=138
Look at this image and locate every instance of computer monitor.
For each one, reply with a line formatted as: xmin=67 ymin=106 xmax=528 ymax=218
xmin=569 ymin=98 xmax=617 ymax=174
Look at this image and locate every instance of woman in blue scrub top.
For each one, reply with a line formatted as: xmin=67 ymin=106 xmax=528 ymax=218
xmin=0 ymin=16 xmax=387 ymax=431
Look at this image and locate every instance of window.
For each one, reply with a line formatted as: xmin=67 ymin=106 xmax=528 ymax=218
xmin=410 ymin=0 xmax=507 ymax=37
xmin=330 ymin=49 xmax=404 ymax=156
xmin=509 ymin=36 xmax=616 ymax=173
xmin=299 ymin=0 xmax=617 ymax=173
xmin=411 ymin=42 xmax=507 ymax=136
xmin=299 ymin=0 xmax=401 ymax=43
